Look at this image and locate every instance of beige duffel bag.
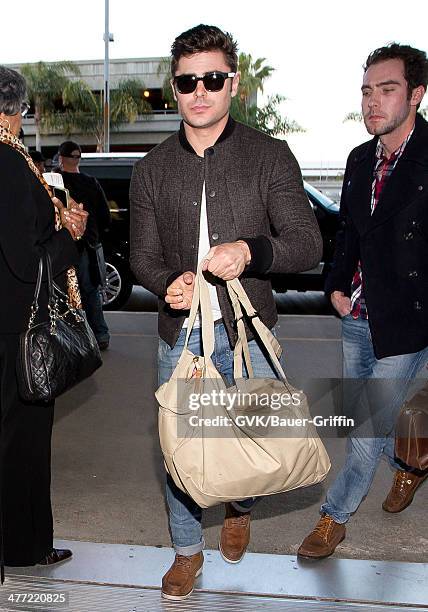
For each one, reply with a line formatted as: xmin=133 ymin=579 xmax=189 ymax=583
xmin=156 ymin=269 xmax=330 ymax=508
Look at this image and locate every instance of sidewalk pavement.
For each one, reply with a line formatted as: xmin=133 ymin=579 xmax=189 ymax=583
xmin=51 ymin=312 xmax=428 ymax=563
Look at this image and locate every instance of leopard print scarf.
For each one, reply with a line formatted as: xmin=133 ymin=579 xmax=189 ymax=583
xmin=0 ymin=122 xmax=81 ymax=308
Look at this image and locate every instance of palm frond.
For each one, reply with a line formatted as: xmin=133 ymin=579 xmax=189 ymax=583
xmin=343 ymin=111 xmax=363 ymax=123
xmin=157 ymin=56 xmax=177 ymax=109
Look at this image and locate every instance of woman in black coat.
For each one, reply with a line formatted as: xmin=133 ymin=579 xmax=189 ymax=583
xmin=0 ymin=66 xmax=87 ymax=572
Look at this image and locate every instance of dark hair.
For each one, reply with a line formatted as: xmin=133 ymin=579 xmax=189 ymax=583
xmin=58 ymin=140 xmax=81 ymax=157
xmin=171 ymin=24 xmax=238 ymax=76
xmin=364 ymin=43 xmax=428 ymax=105
xmin=30 ymin=150 xmax=46 ymax=163
xmin=0 ymin=65 xmax=27 ymax=115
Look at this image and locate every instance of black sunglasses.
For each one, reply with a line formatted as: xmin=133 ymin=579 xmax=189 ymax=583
xmin=173 ymin=71 xmax=236 ymax=94
xmin=62 ymin=153 xmax=81 ymax=159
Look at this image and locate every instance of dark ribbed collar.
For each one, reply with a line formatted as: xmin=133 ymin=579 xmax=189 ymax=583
xmin=178 ymin=115 xmax=236 ymax=155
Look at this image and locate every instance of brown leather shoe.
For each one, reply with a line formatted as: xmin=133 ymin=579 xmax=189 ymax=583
xmin=382 ymin=470 xmax=428 ymax=513
xmin=37 ymin=548 xmax=72 ymax=565
xmin=297 ymin=514 xmax=346 ymax=559
xmin=161 ymin=552 xmax=203 ymax=600
xmin=219 ymin=503 xmax=251 ymax=563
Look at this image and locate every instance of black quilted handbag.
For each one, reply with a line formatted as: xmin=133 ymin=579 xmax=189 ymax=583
xmin=17 ymin=253 xmax=102 ymax=402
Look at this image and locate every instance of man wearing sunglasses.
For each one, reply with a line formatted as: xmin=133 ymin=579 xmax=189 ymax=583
xmin=130 ymin=24 xmax=322 ymax=601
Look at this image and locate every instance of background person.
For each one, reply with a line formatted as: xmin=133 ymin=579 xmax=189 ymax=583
xmin=29 ymin=149 xmax=46 ymax=173
xmin=0 ymin=66 xmax=87 ymax=571
xmin=130 ymin=24 xmax=322 ymax=600
xmin=58 ymin=140 xmax=112 ymax=350
xmin=298 ymin=43 xmax=428 ymax=560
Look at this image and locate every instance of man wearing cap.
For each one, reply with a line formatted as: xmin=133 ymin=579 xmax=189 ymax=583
xmin=58 ymin=140 xmax=111 ymax=350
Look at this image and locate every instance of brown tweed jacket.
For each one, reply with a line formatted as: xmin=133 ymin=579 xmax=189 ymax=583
xmin=130 ymin=117 xmax=322 ymax=348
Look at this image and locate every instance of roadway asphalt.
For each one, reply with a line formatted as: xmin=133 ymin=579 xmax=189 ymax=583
xmin=50 ymin=300 xmax=428 ymax=564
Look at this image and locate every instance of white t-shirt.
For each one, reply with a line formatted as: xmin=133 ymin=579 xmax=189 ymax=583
xmin=183 ymin=182 xmax=221 ymax=327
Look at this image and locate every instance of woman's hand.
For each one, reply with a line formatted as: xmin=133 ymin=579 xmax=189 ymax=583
xmin=52 ymin=196 xmax=89 ymax=240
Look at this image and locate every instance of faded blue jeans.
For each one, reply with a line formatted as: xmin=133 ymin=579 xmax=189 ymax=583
xmin=158 ymin=320 xmax=282 ymax=556
xmin=321 ymin=315 xmax=428 ymax=523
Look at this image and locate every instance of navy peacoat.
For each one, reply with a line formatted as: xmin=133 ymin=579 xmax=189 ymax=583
xmin=326 ymin=113 xmax=428 ymax=359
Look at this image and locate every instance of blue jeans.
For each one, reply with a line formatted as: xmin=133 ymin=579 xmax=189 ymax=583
xmin=321 ymin=315 xmax=428 ymax=523
xmin=76 ymin=248 xmax=110 ymax=344
xmin=158 ymin=321 xmax=282 ymax=555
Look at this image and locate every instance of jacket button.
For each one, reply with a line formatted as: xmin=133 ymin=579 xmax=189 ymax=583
xmin=212 ymin=233 xmax=219 ymax=241
xmin=206 ymin=147 xmax=214 ymax=155
xmin=411 ymin=221 xmax=420 ymax=228
xmin=408 ymin=270 xmax=418 ymax=278
xmin=209 ymin=190 xmax=216 ymax=198
xmin=404 ymin=231 xmax=414 ymax=240
xmin=347 ymin=180 xmax=351 ymax=187
xmin=414 ymin=301 xmax=422 ymax=310
xmin=193 ymin=201 xmax=198 ymax=206
xmin=418 ymin=185 xmax=423 ymax=191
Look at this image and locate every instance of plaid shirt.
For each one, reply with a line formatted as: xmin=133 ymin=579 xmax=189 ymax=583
xmin=350 ymin=128 xmax=414 ymax=319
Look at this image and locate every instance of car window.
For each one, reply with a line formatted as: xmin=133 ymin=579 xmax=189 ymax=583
xmin=80 ymin=164 xmax=133 ymax=180
xmin=303 ymin=181 xmax=339 ymax=212
xmin=80 ymin=163 xmax=133 ymax=218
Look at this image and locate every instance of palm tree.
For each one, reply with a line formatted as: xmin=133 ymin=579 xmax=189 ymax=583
xmin=46 ymin=78 xmax=152 ymax=151
xmin=21 ymin=61 xmax=80 ymax=151
xmin=231 ymin=53 xmax=303 ymax=136
xmin=343 ymin=111 xmax=363 ymax=123
xmin=157 ymin=57 xmax=177 ymax=110
xmin=232 ymin=53 xmax=274 ymax=120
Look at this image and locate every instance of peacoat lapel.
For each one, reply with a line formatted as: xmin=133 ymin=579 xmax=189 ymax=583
xmin=368 ymin=121 xmax=428 ymax=232
xmin=348 ymin=114 xmax=428 ymax=236
xmin=346 ymin=138 xmax=376 ymax=236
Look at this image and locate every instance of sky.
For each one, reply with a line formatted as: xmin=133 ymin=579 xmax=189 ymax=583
xmin=5 ymin=0 xmax=428 ymax=166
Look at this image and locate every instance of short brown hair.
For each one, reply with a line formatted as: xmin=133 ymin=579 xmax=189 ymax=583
xmin=365 ymin=43 xmax=428 ymax=106
xmin=171 ymin=24 xmax=238 ymax=76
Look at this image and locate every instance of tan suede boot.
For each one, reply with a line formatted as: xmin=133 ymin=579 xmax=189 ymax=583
xmin=161 ymin=552 xmax=203 ymax=600
xmin=298 ymin=514 xmax=346 ymax=559
xmin=219 ymin=503 xmax=251 ymax=563
xmin=382 ymin=470 xmax=428 ymax=513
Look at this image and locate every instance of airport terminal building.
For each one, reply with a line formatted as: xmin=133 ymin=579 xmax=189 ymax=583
xmin=8 ymin=57 xmax=181 ymax=155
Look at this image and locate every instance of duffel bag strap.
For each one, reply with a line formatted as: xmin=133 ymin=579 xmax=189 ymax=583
xmin=226 ymin=283 xmax=253 ymax=379
xmin=226 ymin=278 xmax=286 ymax=383
xmin=184 ymin=266 xmax=215 ymax=357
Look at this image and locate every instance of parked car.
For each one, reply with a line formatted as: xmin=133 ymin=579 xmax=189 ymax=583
xmin=79 ymin=153 xmax=340 ymax=309
xmin=271 ymin=181 xmax=340 ymax=292
xmin=79 ymin=153 xmax=142 ymax=309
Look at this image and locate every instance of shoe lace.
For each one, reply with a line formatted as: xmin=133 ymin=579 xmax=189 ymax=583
xmin=228 ymin=513 xmax=250 ymax=527
xmin=312 ymin=515 xmax=335 ymax=542
xmin=394 ymin=470 xmax=414 ymax=497
xmin=175 ymin=555 xmax=192 ymax=568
